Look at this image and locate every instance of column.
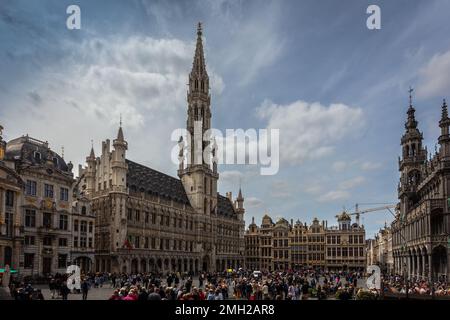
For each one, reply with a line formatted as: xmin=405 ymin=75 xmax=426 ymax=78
xmin=428 ymin=254 xmax=433 ymax=281
xmin=393 ymin=255 xmax=397 ymax=274
xmin=421 ymin=253 xmax=426 ymax=279
xmin=414 ymin=254 xmax=418 ymax=278
xmin=0 ymin=189 xmax=4 ymax=236
xmin=416 ymin=254 xmax=421 ymax=279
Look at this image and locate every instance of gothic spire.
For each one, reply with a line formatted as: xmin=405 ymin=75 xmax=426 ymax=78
xmin=405 ymin=87 xmax=418 ymax=130
xmin=117 ymin=126 xmax=124 ymax=142
xmin=440 ymin=98 xmax=449 ymax=124
xmin=117 ymin=114 xmax=124 ymax=142
xmin=237 ymin=187 xmax=243 ymax=201
xmin=89 ymin=146 xmax=95 ymax=158
xmin=87 ymin=139 xmax=95 ymax=159
xmin=191 ymin=22 xmax=207 ymax=76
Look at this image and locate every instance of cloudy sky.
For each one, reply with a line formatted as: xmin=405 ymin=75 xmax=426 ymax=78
xmin=1 ymin=0 xmax=450 ymax=238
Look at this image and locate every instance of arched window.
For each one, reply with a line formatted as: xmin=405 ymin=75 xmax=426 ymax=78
xmin=34 ymin=151 xmax=41 ymax=162
xmin=81 ymin=206 xmax=87 ymax=215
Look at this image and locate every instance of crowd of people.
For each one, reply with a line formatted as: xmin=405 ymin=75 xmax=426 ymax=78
xmin=101 ymin=269 xmax=364 ymax=300
xmin=8 ymin=272 xmax=108 ymax=300
xmin=4 ymin=268 xmax=450 ymax=300
xmin=382 ymin=275 xmax=450 ymax=296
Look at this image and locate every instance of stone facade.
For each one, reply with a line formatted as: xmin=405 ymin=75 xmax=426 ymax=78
xmin=3 ymin=134 xmax=75 ymax=276
xmin=366 ymin=224 xmax=393 ymax=274
xmin=78 ymin=24 xmax=245 ymax=275
xmin=325 ymin=212 xmax=366 ymax=271
xmin=244 ymin=213 xmax=366 ymax=271
xmin=244 ymin=217 xmax=260 ymax=270
xmin=71 ymin=179 xmax=95 ymax=272
xmin=0 ymin=126 xmax=23 ymax=272
xmin=392 ymin=96 xmax=450 ymax=281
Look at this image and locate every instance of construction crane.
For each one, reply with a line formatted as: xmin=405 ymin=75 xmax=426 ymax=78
xmin=347 ymin=203 xmax=397 ymax=226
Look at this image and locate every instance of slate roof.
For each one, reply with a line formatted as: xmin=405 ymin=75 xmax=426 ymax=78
xmin=5 ymin=135 xmax=69 ymax=173
xmin=126 ymin=159 xmax=190 ymax=204
xmin=217 ymin=194 xmax=236 ymax=217
xmin=126 ymin=159 xmax=237 ymax=218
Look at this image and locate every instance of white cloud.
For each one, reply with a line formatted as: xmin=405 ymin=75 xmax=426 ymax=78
xmin=316 ymin=176 xmax=365 ymax=203
xmin=417 ymin=49 xmax=450 ymax=98
xmin=271 ymin=180 xmax=291 ymax=198
xmin=303 ymin=183 xmax=322 ymax=195
xmin=332 ymin=161 xmax=347 ymax=172
xmin=246 ymin=197 xmax=263 ymax=208
xmin=220 ymin=170 xmax=244 ymax=184
xmin=338 ymin=176 xmax=366 ymax=190
xmin=318 ymin=190 xmax=350 ymax=202
xmin=257 ymin=99 xmax=364 ymax=165
xmin=3 ymin=35 xmax=224 ymax=175
xmin=360 ymin=161 xmax=382 ymax=171
xmin=210 ymin=0 xmax=285 ymax=85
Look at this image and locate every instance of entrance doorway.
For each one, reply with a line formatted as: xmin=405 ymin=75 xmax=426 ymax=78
xmin=43 ymin=257 xmax=52 ymax=274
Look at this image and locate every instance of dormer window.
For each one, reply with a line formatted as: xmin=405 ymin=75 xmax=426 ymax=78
xmin=34 ymin=151 xmax=41 ymax=162
xmin=53 ymin=157 xmax=58 ymax=167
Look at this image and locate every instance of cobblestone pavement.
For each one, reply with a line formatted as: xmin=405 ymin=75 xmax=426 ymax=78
xmin=37 ymin=285 xmax=114 ymax=300
xmin=34 ymin=276 xmax=368 ymax=300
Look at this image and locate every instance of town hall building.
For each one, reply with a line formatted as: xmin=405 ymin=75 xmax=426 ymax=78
xmin=78 ymin=24 xmax=246 ymax=274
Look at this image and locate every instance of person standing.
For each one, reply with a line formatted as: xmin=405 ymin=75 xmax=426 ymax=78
xmin=60 ymin=281 xmax=70 ymax=300
xmin=81 ymin=279 xmax=90 ymax=300
xmin=49 ymin=278 xmax=57 ymax=299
